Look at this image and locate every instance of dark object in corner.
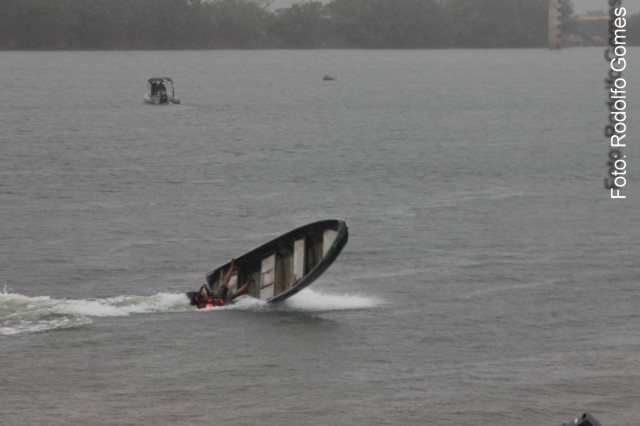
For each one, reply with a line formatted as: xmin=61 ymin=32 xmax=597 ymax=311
xmin=562 ymin=412 xmax=603 ymax=426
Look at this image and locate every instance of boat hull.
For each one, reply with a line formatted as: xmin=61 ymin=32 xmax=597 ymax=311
xmin=205 ymin=220 xmax=348 ymax=303
xmin=143 ymin=94 xmax=180 ymax=104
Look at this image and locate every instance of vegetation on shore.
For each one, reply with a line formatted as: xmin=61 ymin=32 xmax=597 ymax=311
xmin=0 ymin=0 xmax=636 ymax=49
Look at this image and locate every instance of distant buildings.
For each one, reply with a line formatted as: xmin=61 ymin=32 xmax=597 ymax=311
xmin=566 ymin=15 xmax=609 ymax=46
xmin=548 ymin=0 xmax=561 ymax=49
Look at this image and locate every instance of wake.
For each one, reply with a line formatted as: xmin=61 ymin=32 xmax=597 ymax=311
xmin=0 ymin=288 xmax=381 ymax=337
xmin=0 ymin=290 xmax=192 ymax=337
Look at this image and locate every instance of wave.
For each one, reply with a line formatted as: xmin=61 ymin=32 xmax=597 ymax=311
xmin=280 ymin=288 xmax=382 ymax=311
xmin=0 ymin=288 xmax=381 ymax=337
xmin=213 ymin=288 xmax=382 ymax=313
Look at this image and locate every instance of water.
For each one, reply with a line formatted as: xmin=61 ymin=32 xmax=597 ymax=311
xmin=1 ymin=49 xmax=639 ymax=425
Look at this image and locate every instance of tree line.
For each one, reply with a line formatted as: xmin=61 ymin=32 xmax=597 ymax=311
xmin=2 ymin=0 xmax=634 ymax=50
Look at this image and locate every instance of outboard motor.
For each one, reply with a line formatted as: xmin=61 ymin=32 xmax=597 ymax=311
xmin=186 ymin=292 xmax=199 ymax=306
xmin=562 ymin=412 xmax=603 ymax=426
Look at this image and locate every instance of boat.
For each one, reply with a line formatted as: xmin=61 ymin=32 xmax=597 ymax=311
xmin=562 ymin=412 xmax=602 ymax=426
xmin=143 ymin=77 xmax=180 ymax=104
xmin=190 ymin=219 xmax=348 ymax=306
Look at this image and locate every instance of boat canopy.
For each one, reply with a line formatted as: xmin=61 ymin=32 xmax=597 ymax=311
xmin=146 ymin=77 xmax=176 ymax=96
xmin=147 ymin=77 xmax=173 ymax=83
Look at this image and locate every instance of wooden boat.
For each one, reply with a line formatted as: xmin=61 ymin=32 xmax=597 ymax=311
xmin=203 ymin=219 xmax=348 ymax=303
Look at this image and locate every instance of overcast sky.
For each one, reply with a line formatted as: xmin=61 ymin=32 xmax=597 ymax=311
xmin=574 ymin=0 xmax=639 ymax=14
xmin=270 ymin=0 xmax=640 ymax=15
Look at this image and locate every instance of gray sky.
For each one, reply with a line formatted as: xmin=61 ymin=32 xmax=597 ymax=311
xmin=270 ymin=0 xmax=640 ymax=16
xmin=574 ymin=0 xmax=640 ymax=14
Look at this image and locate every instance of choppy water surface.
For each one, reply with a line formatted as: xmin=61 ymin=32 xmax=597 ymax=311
xmin=1 ymin=49 xmax=639 ymax=425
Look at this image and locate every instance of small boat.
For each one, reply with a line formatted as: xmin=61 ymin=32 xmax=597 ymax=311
xmin=322 ymin=74 xmax=337 ymax=81
xmin=143 ymin=77 xmax=180 ymax=104
xmin=189 ymin=220 xmax=348 ymax=306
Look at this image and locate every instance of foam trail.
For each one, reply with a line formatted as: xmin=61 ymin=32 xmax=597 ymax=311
xmin=0 ymin=290 xmax=192 ymax=337
xmin=0 ymin=288 xmax=382 ymax=336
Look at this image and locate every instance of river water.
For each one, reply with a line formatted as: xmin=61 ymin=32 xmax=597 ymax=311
xmin=1 ymin=49 xmax=639 ymax=425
